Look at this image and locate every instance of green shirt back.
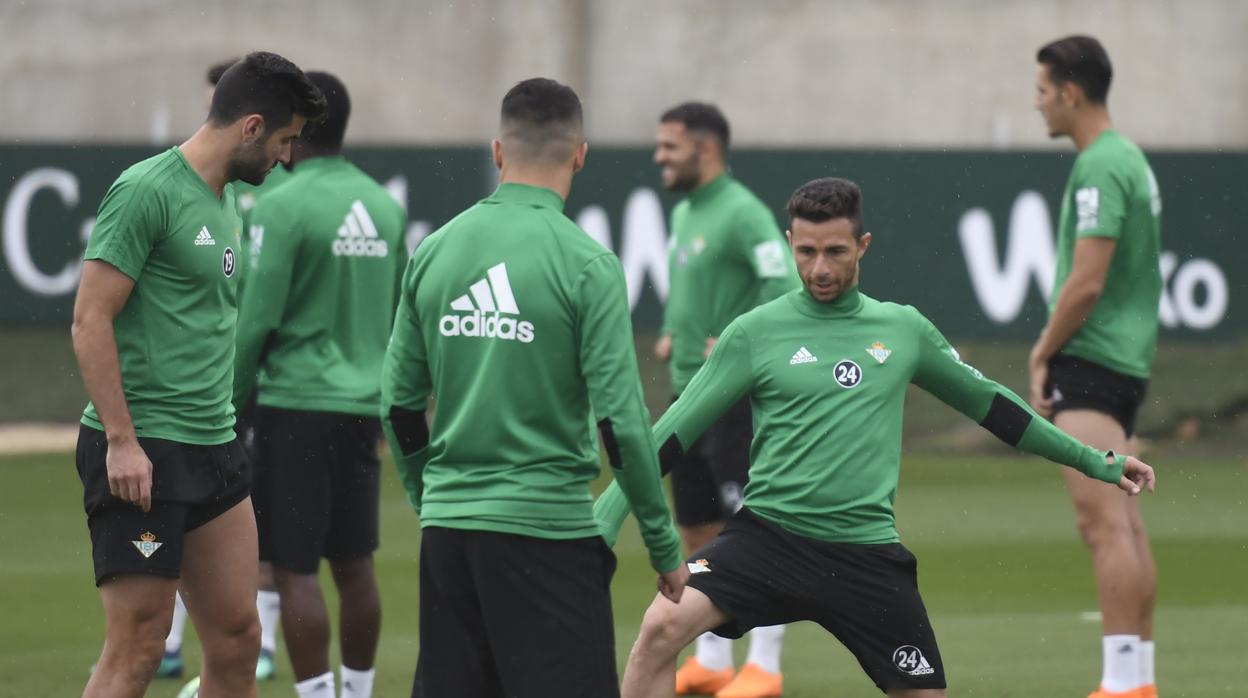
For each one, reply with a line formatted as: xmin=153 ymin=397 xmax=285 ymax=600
xmin=381 ymin=183 xmax=681 ymax=572
xmin=664 ymin=174 xmax=798 ymax=393
xmin=595 ymin=287 xmax=1121 ymax=546
xmin=1051 ymin=130 xmax=1162 ymax=379
xmin=82 ymin=148 xmax=242 ymax=445
xmin=234 ymin=156 xmax=408 ymax=416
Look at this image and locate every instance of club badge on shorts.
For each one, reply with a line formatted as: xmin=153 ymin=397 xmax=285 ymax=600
xmin=132 ymin=531 xmax=163 ymax=559
xmin=687 ymin=558 xmax=712 ymax=574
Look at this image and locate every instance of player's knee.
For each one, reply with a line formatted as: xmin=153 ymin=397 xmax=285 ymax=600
xmin=636 ymin=600 xmax=689 ymax=655
xmin=1072 ymin=503 xmax=1132 ymax=548
xmin=201 ymin=611 xmax=261 ymax=666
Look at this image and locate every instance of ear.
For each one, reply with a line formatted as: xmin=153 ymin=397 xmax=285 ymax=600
xmin=573 ymin=141 xmax=588 ymax=173
xmin=1059 ymin=80 xmax=1083 ymax=108
xmin=241 ymin=114 xmax=266 ymax=144
xmin=857 ymin=231 xmax=873 ymax=259
xmin=785 ymin=229 xmax=793 ymax=246
xmin=491 ymin=139 xmax=504 ymax=170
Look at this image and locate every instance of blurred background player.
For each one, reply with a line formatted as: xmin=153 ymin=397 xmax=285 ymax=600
xmin=1028 ymin=35 xmax=1162 ymax=698
xmin=381 ymin=77 xmax=688 ymax=698
xmin=231 ymin=71 xmax=406 ymax=698
xmin=594 ymin=176 xmax=1157 ymax=698
xmin=71 ymin=51 xmax=324 ymax=698
xmin=652 ymin=102 xmax=798 ymax=698
xmin=157 ymin=56 xmax=290 ymax=684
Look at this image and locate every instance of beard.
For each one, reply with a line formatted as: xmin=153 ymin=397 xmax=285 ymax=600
xmin=663 ymin=152 xmax=702 ymax=193
xmin=227 ymin=140 xmax=274 ymax=186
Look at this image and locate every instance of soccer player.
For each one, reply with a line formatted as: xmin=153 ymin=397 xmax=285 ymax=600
xmin=232 ymin=70 xmax=406 ymax=698
xmin=1028 ymin=35 xmax=1162 ymax=698
xmin=71 ymin=52 xmax=324 ymax=698
xmin=156 ymin=56 xmax=291 ymax=685
xmin=652 ymin=102 xmax=798 ymax=698
xmin=381 ymin=77 xmax=688 ymax=698
xmin=593 ymin=177 xmax=1156 ymax=698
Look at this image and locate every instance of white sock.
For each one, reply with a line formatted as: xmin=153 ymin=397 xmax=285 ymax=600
xmin=1101 ymin=634 xmax=1141 ymax=692
xmin=695 ymin=632 xmax=733 ymax=672
xmin=340 ymin=665 xmax=375 ymax=698
xmin=295 ymin=671 xmax=335 ymax=698
xmin=256 ymin=589 xmax=281 ymax=653
xmin=165 ymin=593 xmax=188 ymax=654
xmin=1139 ymin=640 xmax=1155 ymax=686
xmin=745 ymin=624 xmax=785 ymax=674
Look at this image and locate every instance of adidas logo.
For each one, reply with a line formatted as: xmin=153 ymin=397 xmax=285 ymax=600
xmin=790 ymin=346 xmax=818 ymax=365
xmin=194 ymin=227 xmax=215 ymax=246
xmin=332 ymin=201 xmax=389 ymax=257
xmin=439 ymin=262 xmax=535 ymax=343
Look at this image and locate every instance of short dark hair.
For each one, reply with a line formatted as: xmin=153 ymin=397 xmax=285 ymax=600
xmin=500 ymin=78 xmax=584 ymax=163
xmin=301 ymin=72 xmax=351 ymax=151
xmin=1037 ymin=35 xmax=1113 ymax=104
xmin=208 ymin=51 xmax=327 ymax=131
xmin=786 ymin=178 xmax=865 ymax=237
xmin=660 ymin=102 xmax=730 ymax=150
xmin=206 ymin=58 xmax=238 ymax=87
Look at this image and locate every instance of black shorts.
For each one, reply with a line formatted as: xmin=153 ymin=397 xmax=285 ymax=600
xmin=1046 ymin=354 xmax=1148 ymax=437
xmin=686 ymin=508 xmax=946 ymax=692
xmin=413 ymin=528 xmax=619 ymax=698
xmin=664 ymin=396 xmax=752 ymax=526
xmin=75 ymin=425 xmax=251 ymax=586
xmin=252 ymin=406 xmax=382 ymax=574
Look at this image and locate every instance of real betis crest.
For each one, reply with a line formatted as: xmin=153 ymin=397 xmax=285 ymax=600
xmin=866 ymin=341 xmax=892 ymax=364
xmin=132 ymin=531 xmax=163 ymax=559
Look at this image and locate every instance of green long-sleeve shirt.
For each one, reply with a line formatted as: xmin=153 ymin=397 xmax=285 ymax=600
xmin=596 ymin=286 xmax=1123 ymax=546
xmin=233 ymin=156 xmax=408 ymax=416
xmin=381 ymin=182 xmax=682 ymax=573
xmin=663 ymin=174 xmax=799 ymax=393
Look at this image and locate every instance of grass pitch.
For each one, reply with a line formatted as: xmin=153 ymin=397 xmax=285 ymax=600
xmin=0 ymin=449 xmax=1243 ymax=697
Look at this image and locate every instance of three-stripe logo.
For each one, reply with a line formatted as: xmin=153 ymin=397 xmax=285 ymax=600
xmin=439 ymin=262 xmax=535 ymax=343
xmin=332 ymin=201 xmax=389 ymax=257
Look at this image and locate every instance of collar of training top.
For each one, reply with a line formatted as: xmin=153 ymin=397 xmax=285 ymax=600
xmin=687 ymin=172 xmax=732 ymax=205
xmin=788 ymin=284 xmax=866 ymax=318
xmin=488 ymin=182 xmax=565 ymax=211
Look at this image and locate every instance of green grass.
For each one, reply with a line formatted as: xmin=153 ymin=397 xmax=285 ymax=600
xmin=1 ymin=450 xmax=1243 ymax=697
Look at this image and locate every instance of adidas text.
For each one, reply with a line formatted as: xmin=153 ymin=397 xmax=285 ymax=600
xmin=194 ymin=227 xmax=215 ymax=246
xmin=439 ymin=311 xmax=535 ymax=343
xmin=333 ymin=201 xmax=389 ymax=257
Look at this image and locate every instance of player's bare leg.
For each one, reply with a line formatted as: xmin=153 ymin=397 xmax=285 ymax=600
xmin=622 ymin=587 xmax=729 ymax=698
xmin=273 ymin=568 xmax=331 ymax=681
xmin=1058 ymin=409 xmax=1153 ymax=693
xmin=255 ymin=561 xmax=280 ymax=680
xmin=180 ymin=498 xmax=262 ymax=698
xmin=674 ymin=521 xmax=737 ymax=693
xmin=329 ymin=555 xmax=382 ymax=672
xmin=84 ymin=575 xmax=178 ymax=698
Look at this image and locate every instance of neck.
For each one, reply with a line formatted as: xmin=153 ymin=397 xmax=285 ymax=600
xmin=179 ymin=124 xmax=233 ymax=196
xmin=696 ymin=159 xmax=727 ymax=189
xmin=292 ymin=147 xmax=339 ymax=167
xmin=1070 ymin=107 xmax=1112 ymax=151
xmin=498 ymin=162 xmax=573 ymax=201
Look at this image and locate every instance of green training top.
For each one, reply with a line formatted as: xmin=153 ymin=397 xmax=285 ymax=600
xmin=380 ymin=183 xmax=682 ymax=572
xmin=234 ymin=156 xmax=408 ymax=416
xmin=81 ymin=147 xmax=242 ymax=445
xmin=596 ymin=286 xmax=1124 ymax=546
xmin=1052 ymin=129 xmax=1162 ymax=379
xmin=663 ymin=174 xmax=799 ymax=393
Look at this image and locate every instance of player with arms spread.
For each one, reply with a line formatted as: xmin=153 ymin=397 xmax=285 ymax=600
xmin=595 ymin=177 xmax=1155 ymax=698
xmin=1028 ymin=35 xmax=1163 ymax=698
xmin=71 ymin=52 xmax=324 ymax=698
xmin=380 ymin=77 xmax=687 ymax=698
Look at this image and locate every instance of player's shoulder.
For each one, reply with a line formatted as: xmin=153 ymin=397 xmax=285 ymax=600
xmin=112 ymin=148 xmax=184 ymax=199
xmin=863 ymin=294 xmax=932 ymax=329
xmin=723 ymin=178 xmax=773 ymax=214
xmin=734 ymin=290 xmax=801 ymax=331
xmin=1078 ymin=131 xmax=1148 ymax=174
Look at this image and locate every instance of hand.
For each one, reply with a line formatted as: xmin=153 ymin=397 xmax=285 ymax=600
xmin=1028 ymin=347 xmax=1053 ymax=418
xmin=1117 ymin=455 xmax=1156 ymax=496
xmin=106 ymin=436 xmax=154 ymax=511
xmin=654 ymin=334 xmax=673 ymax=363
xmin=657 ymin=564 xmax=690 ymax=603
xmin=703 ymin=336 xmax=718 ymax=359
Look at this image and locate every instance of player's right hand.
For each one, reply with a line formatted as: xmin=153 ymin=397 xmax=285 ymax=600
xmin=654 ymin=334 xmax=673 ymax=362
xmin=1117 ymin=455 xmax=1156 ymax=496
xmin=657 ymin=564 xmax=691 ymax=603
xmin=106 ymin=436 xmax=154 ymax=512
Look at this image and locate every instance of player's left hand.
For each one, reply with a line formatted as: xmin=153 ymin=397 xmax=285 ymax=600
xmin=658 ymin=565 xmax=691 ymax=604
xmin=1117 ymin=455 xmax=1156 ymax=496
xmin=1027 ymin=349 xmax=1053 ymax=418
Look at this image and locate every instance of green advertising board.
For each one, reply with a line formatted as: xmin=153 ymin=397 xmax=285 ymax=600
xmin=2 ymin=145 xmax=1242 ymax=337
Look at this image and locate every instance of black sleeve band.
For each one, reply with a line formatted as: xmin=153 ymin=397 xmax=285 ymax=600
xmin=597 ymin=418 xmax=623 ymax=470
xmin=979 ymin=393 xmax=1032 ymax=447
xmin=656 ymin=434 xmax=685 ymax=477
xmin=388 ymin=406 xmax=429 ymax=456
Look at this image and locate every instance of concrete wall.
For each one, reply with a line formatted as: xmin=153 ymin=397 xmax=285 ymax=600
xmin=2 ymin=0 xmax=1245 ymax=147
